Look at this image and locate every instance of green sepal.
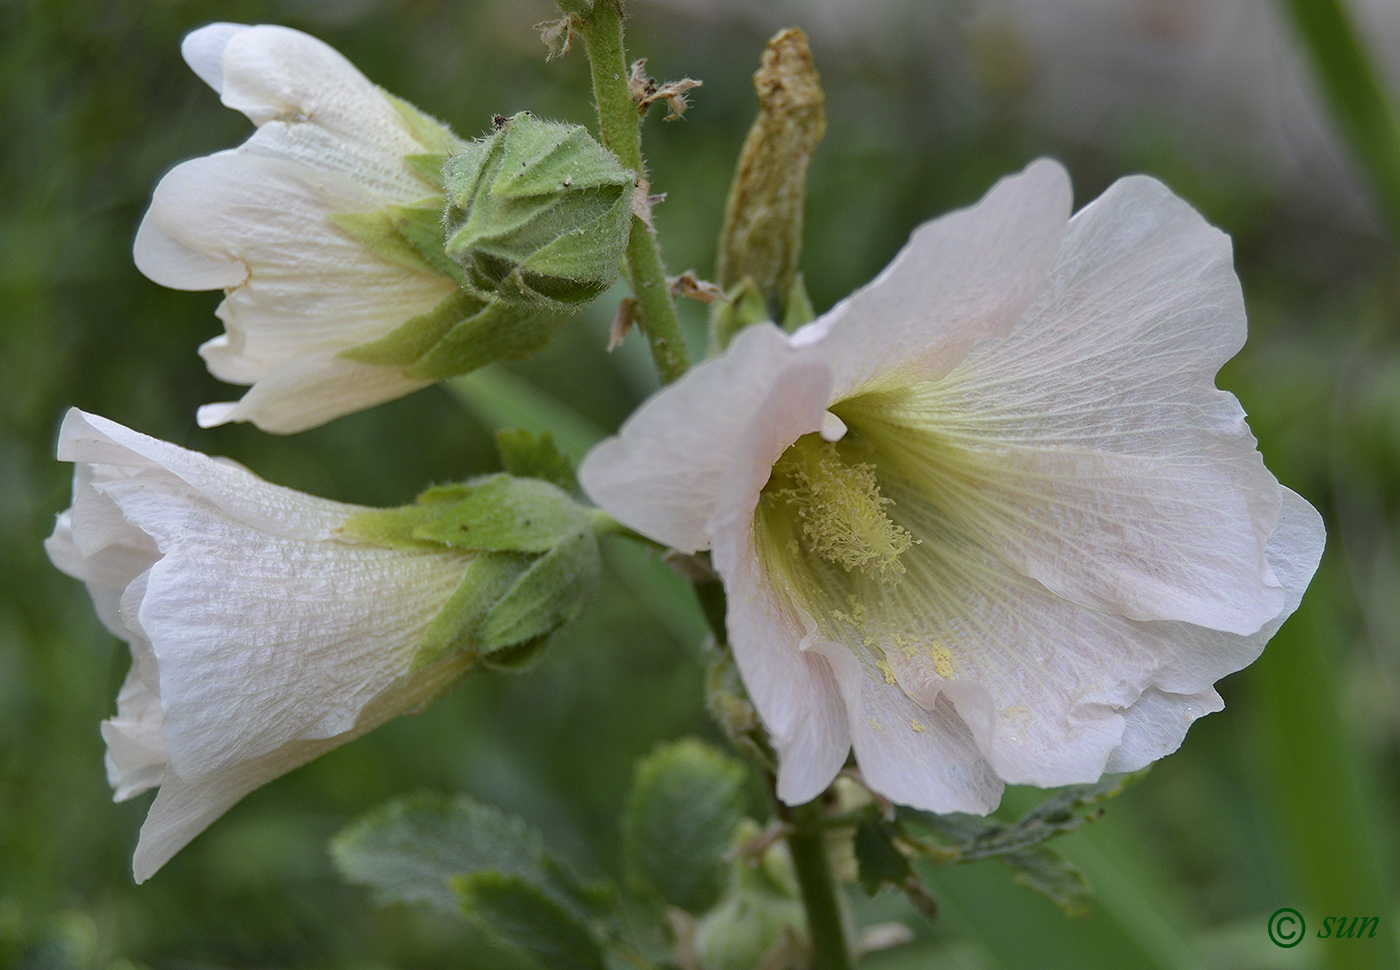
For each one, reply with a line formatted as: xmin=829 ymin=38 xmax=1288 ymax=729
xmin=454 ymin=872 xmax=607 ymax=970
xmin=711 ymin=278 xmax=770 ymax=351
xmin=781 ymin=273 xmax=816 ymax=330
xmin=330 ymin=792 xmax=610 ymax=920
xmin=329 ymin=206 xmax=448 ymax=279
xmin=407 ymin=474 xmax=592 ymax=553
xmin=443 ymin=113 xmax=633 ymax=311
xmin=411 ymin=552 xmax=532 ymax=668
xmin=853 ymin=816 xmax=913 ymax=897
xmin=623 ymin=738 xmax=749 ymax=915
xmin=403 ymin=153 xmax=449 ymax=188
xmin=475 ymin=528 xmax=599 ymax=666
xmin=383 ymin=90 xmax=465 ymax=158
xmin=339 ymin=289 xmax=489 ymax=368
xmin=496 ymin=429 xmax=578 ymax=494
xmin=407 ymin=300 xmax=568 ymax=381
xmin=383 ymin=203 xmax=474 ymax=287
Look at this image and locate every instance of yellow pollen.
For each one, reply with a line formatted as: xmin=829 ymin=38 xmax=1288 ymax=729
xmin=769 ymin=436 xmax=916 ymax=579
xmin=910 ymin=719 xmax=926 ymax=733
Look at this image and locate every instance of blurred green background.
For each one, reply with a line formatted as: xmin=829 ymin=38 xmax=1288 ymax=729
xmin=2 ymin=0 xmax=1397 ymax=967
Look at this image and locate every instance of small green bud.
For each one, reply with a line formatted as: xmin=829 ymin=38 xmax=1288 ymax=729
xmin=444 ymin=113 xmax=634 ymax=311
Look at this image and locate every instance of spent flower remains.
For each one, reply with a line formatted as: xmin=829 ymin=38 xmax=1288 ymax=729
xmin=48 ymin=11 xmax=1321 ymax=956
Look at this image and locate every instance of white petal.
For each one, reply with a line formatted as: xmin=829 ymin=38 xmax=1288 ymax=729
xmin=215 ymin=25 xmax=429 ymax=199
xmin=181 ymin=23 xmax=246 ymax=93
xmin=1101 ymin=687 xmax=1223 ymax=775
xmin=901 ymin=174 xmax=1281 ymax=630
xmin=137 ymin=152 xmax=453 ymax=379
xmin=57 ymin=409 xmax=357 ymax=538
xmin=581 ymin=324 xmax=813 ymax=553
xmin=794 ymin=158 xmax=1071 ymax=401
xmin=130 ymin=649 xmax=473 ymax=883
xmin=196 ymin=354 xmax=433 ymax=434
xmin=811 ymin=642 xmax=1002 ymax=814
xmin=102 ymin=667 xmax=168 ymax=801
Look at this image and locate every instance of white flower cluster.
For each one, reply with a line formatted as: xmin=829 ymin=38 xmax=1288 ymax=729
xmin=48 ymin=22 xmax=1323 ymax=883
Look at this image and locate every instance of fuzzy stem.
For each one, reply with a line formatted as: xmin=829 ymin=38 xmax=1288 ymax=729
xmin=782 ymin=799 xmax=854 ymax=970
xmin=578 ymin=1 xmax=690 ymax=383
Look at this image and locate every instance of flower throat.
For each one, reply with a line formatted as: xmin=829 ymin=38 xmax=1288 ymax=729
xmin=765 ymin=433 xmax=916 ymax=580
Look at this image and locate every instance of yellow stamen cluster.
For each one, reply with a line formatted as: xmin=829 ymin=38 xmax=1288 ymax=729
xmin=769 ymin=435 xmax=916 ymax=579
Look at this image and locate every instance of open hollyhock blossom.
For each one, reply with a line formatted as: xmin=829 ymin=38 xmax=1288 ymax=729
xmin=44 ymin=409 xmax=594 ymax=882
xmin=581 ymin=159 xmax=1325 ymax=813
xmin=134 ymin=23 xmax=468 ymax=433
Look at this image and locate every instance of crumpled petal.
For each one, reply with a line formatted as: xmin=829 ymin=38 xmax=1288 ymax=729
xmin=45 ymin=409 xmax=475 ymax=881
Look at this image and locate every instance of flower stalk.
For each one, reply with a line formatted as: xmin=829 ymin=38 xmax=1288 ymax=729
xmin=781 ymin=799 xmax=853 ymax=970
xmin=577 ymin=0 xmax=690 ymax=383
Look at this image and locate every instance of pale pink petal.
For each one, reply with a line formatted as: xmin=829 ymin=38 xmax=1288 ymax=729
xmin=581 ymin=324 xmax=811 ymax=553
xmin=196 ymin=355 xmax=432 ymax=434
xmin=812 ymin=642 xmax=1002 ymax=814
xmin=130 ymin=648 xmax=472 ymax=883
xmin=909 ymin=175 xmax=1282 ymax=631
xmin=213 ymin=24 xmax=429 ymax=199
xmin=56 ymin=409 xmax=355 ymax=537
xmin=793 ymin=158 xmax=1071 ymax=401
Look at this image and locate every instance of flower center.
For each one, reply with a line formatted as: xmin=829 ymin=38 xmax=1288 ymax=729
xmin=763 ymin=433 xmax=916 ymax=580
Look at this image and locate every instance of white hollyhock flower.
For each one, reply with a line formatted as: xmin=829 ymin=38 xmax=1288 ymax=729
xmin=581 ymin=159 xmax=1325 ymax=813
xmin=134 ymin=23 xmax=459 ymax=433
xmin=45 ymin=409 xmax=479 ymax=882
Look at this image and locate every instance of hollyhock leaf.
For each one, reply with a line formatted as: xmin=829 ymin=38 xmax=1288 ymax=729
xmin=853 ymin=816 xmax=914 ymax=897
xmin=623 ymin=739 xmax=749 ymax=914
xmin=496 ymin=430 xmax=578 ymax=494
xmin=331 ymin=792 xmax=606 ymax=920
xmin=1002 ymin=846 xmax=1092 ymax=918
xmin=454 ymin=872 xmax=607 ymax=970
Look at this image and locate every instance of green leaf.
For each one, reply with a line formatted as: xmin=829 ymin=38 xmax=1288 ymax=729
xmin=901 ymin=771 xmax=1148 ymax=864
xmin=454 ymin=872 xmax=606 ymax=970
xmin=1002 ymin=846 xmax=1093 ymax=919
xmin=476 ymin=528 xmax=600 ymax=662
xmin=623 ymin=739 xmax=749 ymax=914
xmin=496 ymin=429 xmax=578 ymax=493
xmin=853 ymin=816 xmax=913 ymax=897
xmin=330 ymin=792 xmax=603 ymax=920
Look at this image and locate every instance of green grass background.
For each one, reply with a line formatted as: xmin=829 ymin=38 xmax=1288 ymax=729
xmin=1 ymin=0 xmax=1396 ymax=967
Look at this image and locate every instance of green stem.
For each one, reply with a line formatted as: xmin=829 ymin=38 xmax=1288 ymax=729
xmin=578 ymin=1 xmax=690 ymax=383
xmin=1277 ymin=0 xmax=1400 ymax=244
xmin=781 ymin=799 xmax=854 ymax=970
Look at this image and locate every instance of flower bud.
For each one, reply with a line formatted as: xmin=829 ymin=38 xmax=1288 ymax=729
xmin=444 ymin=113 xmax=634 ymax=311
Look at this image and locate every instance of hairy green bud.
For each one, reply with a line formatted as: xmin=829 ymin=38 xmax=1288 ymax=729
xmin=444 ymin=113 xmax=634 ymax=311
